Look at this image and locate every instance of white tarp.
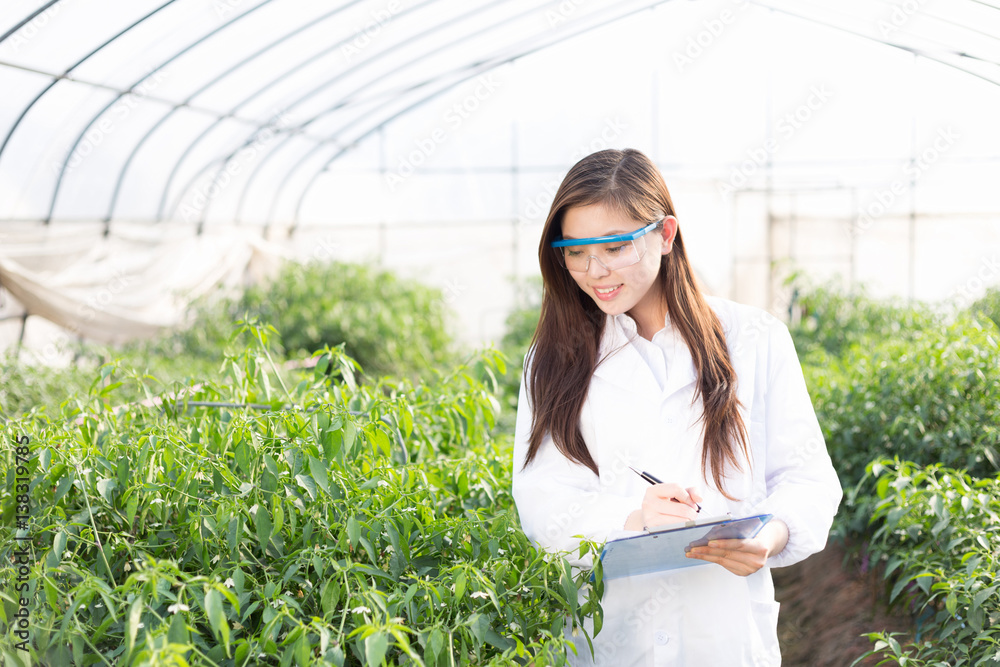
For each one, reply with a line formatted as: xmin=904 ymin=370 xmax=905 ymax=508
xmin=0 ymin=221 xmax=290 ymax=347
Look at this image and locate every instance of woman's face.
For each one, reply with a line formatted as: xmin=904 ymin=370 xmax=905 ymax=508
xmin=560 ymin=203 xmax=676 ymax=326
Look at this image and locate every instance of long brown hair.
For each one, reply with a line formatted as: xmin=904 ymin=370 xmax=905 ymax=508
xmin=523 ymin=148 xmax=749 ymax=499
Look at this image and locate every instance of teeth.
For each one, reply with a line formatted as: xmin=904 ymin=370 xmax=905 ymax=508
xmin=595 ymin=286 xmax=620 ymax=294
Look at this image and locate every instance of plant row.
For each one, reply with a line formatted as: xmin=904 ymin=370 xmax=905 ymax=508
xmin=0 ymin=323 xmax=598 ymax=666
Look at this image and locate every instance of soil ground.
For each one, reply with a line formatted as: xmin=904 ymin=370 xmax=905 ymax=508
xmin=774 ymin=541 xmax=917 ymax=667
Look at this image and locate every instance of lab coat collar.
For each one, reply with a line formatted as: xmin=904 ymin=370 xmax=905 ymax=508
xmin=594 ymin=312 xmax=698 ymax=400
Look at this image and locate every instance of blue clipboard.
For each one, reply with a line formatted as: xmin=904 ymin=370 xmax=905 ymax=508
xmin=598 ymin=513 xmax=773 ymax=580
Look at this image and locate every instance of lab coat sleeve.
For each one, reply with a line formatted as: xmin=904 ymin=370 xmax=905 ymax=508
xmin=511 ymin=360 xmax=643 ymax=567
xmin=752 ymin=321 xmax=843 ymax=569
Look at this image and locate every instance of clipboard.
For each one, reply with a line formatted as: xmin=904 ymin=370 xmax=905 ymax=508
xmin=598 ymin=513 xmax=773 ymax=580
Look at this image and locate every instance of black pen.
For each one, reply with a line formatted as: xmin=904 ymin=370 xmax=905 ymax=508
xmin=628 ymin=465 xmax=702 ymax=513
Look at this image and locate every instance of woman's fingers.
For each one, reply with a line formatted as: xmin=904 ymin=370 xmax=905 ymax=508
xmin=646 ymin=483 xmax=701 ymax=512
xmin=685 ymin=538 xmax=769 ymax=577
xmin=641 ymin=493 xmax=698 ymax=527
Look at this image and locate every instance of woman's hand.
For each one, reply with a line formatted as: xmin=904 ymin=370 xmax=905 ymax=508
xmin=624 ymin=484 xmax=703 ymax=531
xmin=684 ymin=519 xmax=789 ymax=576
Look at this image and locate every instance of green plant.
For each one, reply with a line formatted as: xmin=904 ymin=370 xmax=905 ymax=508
xmin=790 ymin=281 xmax=940 ymax=359
xmin=849 ymin=459 xmax=1000 ymax=666
xmin=234 ymin=261 xmax=456 ymax=380
xmin=969 ymin=286 xmax=1000 ymax=333
xmin=0 ymin=322 xmax=598 ymax=666
xmin=804 ymin=314 xmax=1000 ymax=497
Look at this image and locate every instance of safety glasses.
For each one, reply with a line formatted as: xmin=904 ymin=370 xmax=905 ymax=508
xmin=551 ymin=220 xmax=662 ymax=273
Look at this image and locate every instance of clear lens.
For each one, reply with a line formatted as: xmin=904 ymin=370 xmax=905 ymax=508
xmin=560 ymin=237 xmax=645 ymax=272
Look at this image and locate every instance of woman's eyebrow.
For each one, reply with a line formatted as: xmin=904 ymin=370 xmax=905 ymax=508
xmin=562 ymin=229 xmax=629 ymax=240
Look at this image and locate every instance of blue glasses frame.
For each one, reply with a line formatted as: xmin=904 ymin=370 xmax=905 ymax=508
xmin=551 ymin=220 xmax=662 ymax=248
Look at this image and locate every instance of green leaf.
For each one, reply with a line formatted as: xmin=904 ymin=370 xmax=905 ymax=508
xmin=125 ymin=492 xmax=139 ymax=525
xmin=255 ymin=505 xmax=273 ymax=551
xmin=373 ymin=429 xmax=391 ymax=457
xmin=96 ymin=478 xmax=116 ymax=503
xmin=235 ymin=442 xmax=253 ymax=477
xmin=946 ymin=592 xmax=958 ymax=616
xmin=425 ymin=628 xmax=445 ymax=664
xmin=467 ymin=613 xmax=490 ymax=648
xmin=364 ymin=631 xmax=388 ymax=667
xmin=205 ymin=589 xmax=231 ymax=655
xmin=126 ymin=595 xmax=144 ymax=657
xmin=295 ymin=473 xmax=317 ymax=501
xmin=53 ymin=474 xmax=74 ymax=504
xmin=263 ymin=454 xmax=280 ymax=480
xmin=347 ymin=517 xmax=361 ymax=549
xmin=52 ymin=531 xmax=67 ymax=560
xmin=972 ymin=586 xmax=997 ymax=614
xmin=308 ymin=455 xmax=330 ymax=495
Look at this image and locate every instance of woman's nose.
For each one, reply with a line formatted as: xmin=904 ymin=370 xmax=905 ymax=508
xmin=586 ymin=256 xmax=611 ymax=277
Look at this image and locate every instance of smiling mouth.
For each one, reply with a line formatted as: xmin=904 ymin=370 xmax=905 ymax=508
xmin=593 ymin=284 xmax=623 ymax=300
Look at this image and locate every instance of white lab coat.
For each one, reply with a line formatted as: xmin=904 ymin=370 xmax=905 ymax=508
xmin=512 ymin=296 xmax=843 ymax=666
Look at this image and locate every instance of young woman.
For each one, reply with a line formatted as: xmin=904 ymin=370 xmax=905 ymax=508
xmin=512 ymin=148 xmax=842 ymax=666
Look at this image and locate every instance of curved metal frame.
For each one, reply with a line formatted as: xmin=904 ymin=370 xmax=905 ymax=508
xmin=156 ymin=0 xmax=506 ymax=225
xmin=282 ymin=0 xmax=1000 ymax=228
xmin=104 ymin=0 xmax=378 ymax=225
xmin=0 ymin=0 xmax=998 ymax=227
xmin=0 ymin=0 xmax=179 ymax=167
xmin=47 ymin=0 xmax=281 ymax=225
xmin=201 ymin=0 xmax=554 ymax=226
xmin=0 ymin=0 xmax=61 ymax=44
xmin=229 ymin=0 xmax=519 ymax=225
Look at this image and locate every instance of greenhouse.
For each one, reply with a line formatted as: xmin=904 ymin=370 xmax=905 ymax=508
xmin=1 ymin=0 xmax=998 ymax=665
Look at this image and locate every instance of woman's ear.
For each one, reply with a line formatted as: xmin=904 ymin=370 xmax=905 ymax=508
xmin=660 ymin=216 xmax=679 ymax=255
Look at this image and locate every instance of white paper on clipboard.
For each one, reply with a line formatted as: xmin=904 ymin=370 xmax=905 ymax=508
xmin=598 ymin=513 xmax=773 ymax=580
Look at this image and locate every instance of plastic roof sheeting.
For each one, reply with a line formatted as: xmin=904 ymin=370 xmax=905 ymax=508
xmin=1 ymin=0 xmax=999 ymax=230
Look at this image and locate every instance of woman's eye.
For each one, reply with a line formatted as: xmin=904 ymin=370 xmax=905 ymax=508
xmin=606 ymin=244 xmax=627 ymax=254
xmin=566 ymin=249 xmax=582 ymax=257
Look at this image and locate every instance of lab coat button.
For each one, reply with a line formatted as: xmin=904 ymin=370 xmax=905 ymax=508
xmin=655 ymin=631 xmax=669 ymax=645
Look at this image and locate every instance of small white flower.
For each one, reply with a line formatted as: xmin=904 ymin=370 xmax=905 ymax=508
xmin=137 ymin=623 xmax=144 ymax=629
xmin=351 ymin=605 xmax=371 ymax=614
xmin=470 ymin=591 xmax=490 ymax=599
xmin=224 ymin=578 xmax=235 ymax=588
xmin=497 ymin=549 xmax=506 ymax=555
xmin=168 ymin=603 xmax=189 ymax=614
xmin=150 ymin=498 xmax=164 ymax=505
xmin=377 ymin=480 xmax=389 ymax=488
xmin=123 ymin=562 xmax=132 ymax=572
xmin=211 ymin=555 xmax=221 ymax=564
